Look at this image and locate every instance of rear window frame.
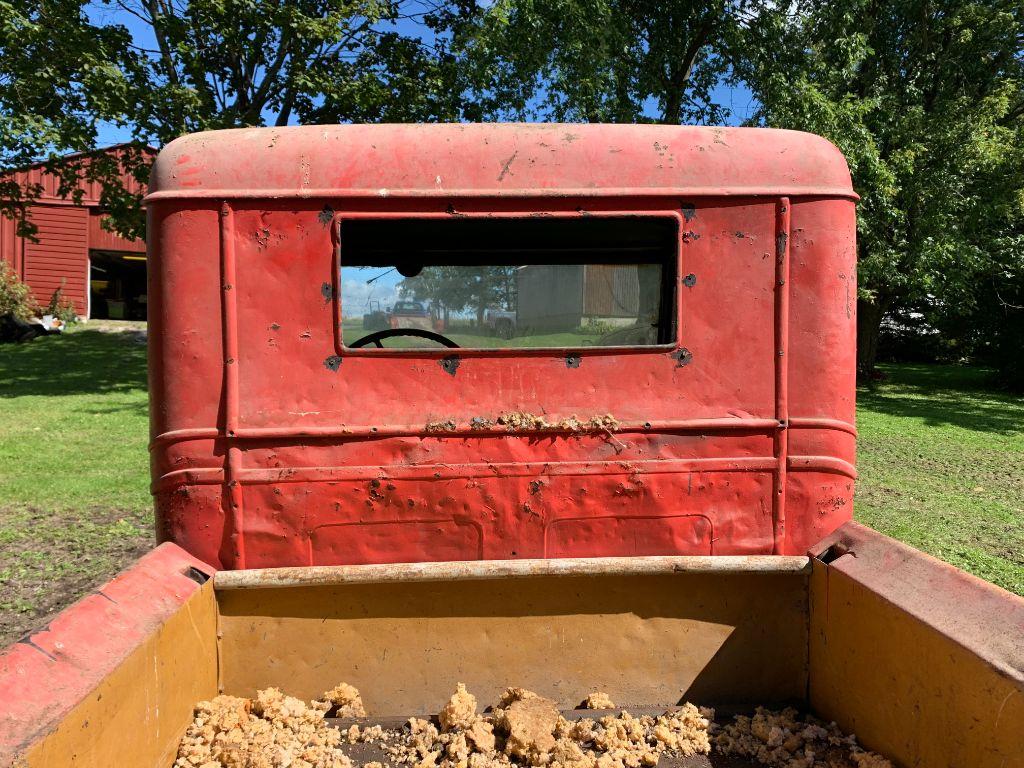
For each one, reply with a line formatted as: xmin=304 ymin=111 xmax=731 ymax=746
xmin=331 ymin=209 xmax=684 ymax=358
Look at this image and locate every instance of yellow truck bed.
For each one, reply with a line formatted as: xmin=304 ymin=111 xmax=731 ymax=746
xmin=1 ymin=522 xmax=1022 ymax=768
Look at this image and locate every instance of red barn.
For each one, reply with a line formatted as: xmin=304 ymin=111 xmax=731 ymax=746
xmin=0 ymin=145 xmax=152 ymax=319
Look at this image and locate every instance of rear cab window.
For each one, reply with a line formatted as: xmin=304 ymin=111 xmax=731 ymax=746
xmin=338 ymin=216 xmax=679 ymax=350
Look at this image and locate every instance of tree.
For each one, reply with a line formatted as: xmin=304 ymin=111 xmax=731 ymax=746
xmin=0 ymin=0 xmax=140 ymax=236
xmin=739 ymin=0 xmax=1024 ymax=375
xmin=2 ymin=0 xmax=473 ymax=238
xmin=400 ymin=265 xmax=516 ymax=323
xmin=455 ymin=0 xmax=750 ymax=123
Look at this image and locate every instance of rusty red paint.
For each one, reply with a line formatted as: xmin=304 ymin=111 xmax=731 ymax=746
xmin=146 ymin=124 xmax=858 ymax=569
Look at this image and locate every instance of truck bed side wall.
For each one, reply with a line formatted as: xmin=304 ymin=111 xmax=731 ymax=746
xmin=0 ymin=545 xmax=218 ymax=768
xmin=809 ymin=522 xmax=1024 ymax=768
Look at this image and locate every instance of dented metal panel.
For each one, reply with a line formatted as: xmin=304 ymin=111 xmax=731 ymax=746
xmin=147 ymin=124 xmax=858 ymax=569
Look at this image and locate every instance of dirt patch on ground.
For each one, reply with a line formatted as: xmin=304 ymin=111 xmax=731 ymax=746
xmin=0 ymin=505 xmax=154 ymax=646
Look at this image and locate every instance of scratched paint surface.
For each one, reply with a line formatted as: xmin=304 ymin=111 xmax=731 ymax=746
xmin=146 ymin=125 xmax=857 ymax=569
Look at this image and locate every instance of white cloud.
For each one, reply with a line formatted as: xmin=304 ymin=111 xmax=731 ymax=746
xmin=340 ymin=268 xmax=400 ymax=318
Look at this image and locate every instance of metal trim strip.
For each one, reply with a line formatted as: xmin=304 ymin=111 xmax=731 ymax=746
xmin=220 ymin=202 xmax=246 ymax=569
xmin=151 ymin=454 xmax=856 ymax=493
xmin=144 ymin=186 xmax=861 ymax=203
xmin=148 ymin=417 xmax=784 ymax=449
xmin=213 ymin=554 xmax=813 ymax=590
xmin=772 ymin=198 xmax=791 ymax=554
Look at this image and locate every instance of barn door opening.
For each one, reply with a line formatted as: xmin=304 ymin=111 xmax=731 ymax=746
xmin=89 ymin=251 xmax=147 ymax=320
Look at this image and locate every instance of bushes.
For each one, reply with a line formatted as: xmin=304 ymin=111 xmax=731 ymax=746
xmin=0 ymin=265 xmax=79 ymax=326
xmin=0 ymin=261 xmax=39 ymax=320
xmin=45 ymin=285 xmax=78 ymax=325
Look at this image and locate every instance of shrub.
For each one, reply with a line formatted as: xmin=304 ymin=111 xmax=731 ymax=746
xmin=45 ymin=284 xmax=78 ymax=325
xmin=0 ymin=261 xmax=39 ymax=320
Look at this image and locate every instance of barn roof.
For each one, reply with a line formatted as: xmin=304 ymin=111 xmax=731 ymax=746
xmin=147 ymin=124 xmax=856 ymax=202
xmin=1 ymin=143 xmax=156 ymax=207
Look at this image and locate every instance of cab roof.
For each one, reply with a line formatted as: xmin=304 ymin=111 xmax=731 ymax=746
xmin=147 ymin=124 xmax=855 ymax=202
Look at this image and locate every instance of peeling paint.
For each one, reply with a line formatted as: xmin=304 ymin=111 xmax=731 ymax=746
xmin=439 ymin=356 xmax=460 ymax=376
xmin=496 ymin=412 xmax=619 ymax=433
xmin=425 ymin=420 xmax=457 ymax=433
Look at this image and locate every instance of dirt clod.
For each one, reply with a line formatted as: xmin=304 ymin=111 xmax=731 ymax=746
xmin=713 ymin=706 xmax=892 ymax=768
xmin=176 ymin=684 xmax=893 ymax=768
xmin=496 ymin=691 xmax=560 ymax=762
xmin=582 ymin=693 xmax=615 ymax=710
xmin=319 ymin=682 xmax=368 ymax=718
xmin=381 ymin=686 xmax=712 ymax=768
xmin=495 ymin=413 xmax=619 ymax=434
xmin=425 ymin=420 xmax=458 ymax=433
xmin=440 ymin=683 xmax=482 ymax=731
xmin=174 ymin=687 xmax=354 ymax=768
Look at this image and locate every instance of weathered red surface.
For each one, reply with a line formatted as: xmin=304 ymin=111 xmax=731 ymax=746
xmin=0 ymin=543 xmax=214 ymax=764
xmin=147 ymin=124 xmax=857 ymax=569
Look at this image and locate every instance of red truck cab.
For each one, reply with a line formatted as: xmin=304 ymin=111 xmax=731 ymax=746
xmin=146 ymin=124 xmax=857 ymax=570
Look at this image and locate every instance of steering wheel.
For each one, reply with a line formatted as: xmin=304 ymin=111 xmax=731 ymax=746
xmin=349 ymin=328 xmax=460 ymax=349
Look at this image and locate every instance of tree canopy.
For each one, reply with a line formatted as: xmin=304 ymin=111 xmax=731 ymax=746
xmin=456 ymin=0 xmax=749 ymax=123
xmin=2 ymin=0 xmax=1022 ymax=381
xmin=738 ymin=0 xmax=1024 ymax=373
xmin=0 ymin=0 xmax=139 ymax=234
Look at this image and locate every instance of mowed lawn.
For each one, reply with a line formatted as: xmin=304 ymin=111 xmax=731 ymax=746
xmin=856 ymin=364 xmax=1024 ymax=594
xmin=0 ymin=327 xmax=152 ymax=645
xmin=1 ymin=329 xmax=1022 ymax=645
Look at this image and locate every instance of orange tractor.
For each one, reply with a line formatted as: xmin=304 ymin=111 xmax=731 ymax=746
xmin=1 ymin=125 xmax=1021 ymax=767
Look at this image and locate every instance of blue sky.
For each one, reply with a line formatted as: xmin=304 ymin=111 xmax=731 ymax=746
xmin=89 ymin=3 xmax=757 ymax=147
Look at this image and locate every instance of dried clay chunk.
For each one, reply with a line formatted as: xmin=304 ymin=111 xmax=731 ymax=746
xmin=174 ymin=687 xmax=354 ymax=768
xmin=439 ymin=683 xmax=480 ymax=731
xmin=494 ymin=688 xmax=561 ymax=763
xmin=714 ymin=706 xmax=893 ymax=768
xmin=319 ymin=682 xmax=368 ymax=718
xmin=582 ymin=693 xmax=615 ymax=710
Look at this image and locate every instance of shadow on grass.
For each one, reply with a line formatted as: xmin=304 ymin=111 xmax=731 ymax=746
xmin=0 ymin=329 xmax=147 ymax=399
xmin=859 ymin=363 xmax=1024 ymax=435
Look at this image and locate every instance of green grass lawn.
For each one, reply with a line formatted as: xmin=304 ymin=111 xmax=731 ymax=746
xmin=856 ymin=364 xmax=1024 ymax=594
xmin=0 ymin=326 xmax=151 ymax=644
xmin=0 ymin=330 xmax=1021 ymax=645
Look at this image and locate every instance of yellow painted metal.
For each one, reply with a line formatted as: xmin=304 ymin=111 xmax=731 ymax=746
xmin=5 ymin=528 xmax=1022 ymax=768
xmin=809 ymin=557 xmax=1024 ymax=768
xmin=20 ymin=582 xmax=218 ymax=768
xmin=216 ymin=570 xmax=810 ymax=713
